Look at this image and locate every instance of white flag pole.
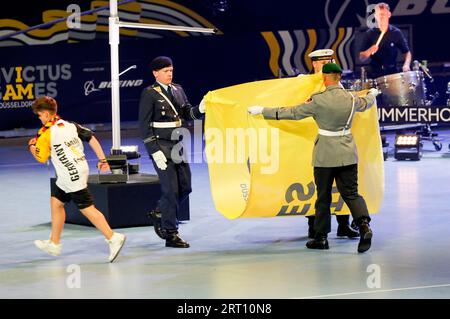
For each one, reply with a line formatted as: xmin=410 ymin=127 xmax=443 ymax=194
xmin=108 ymin=0 xmax=216 ymax=153
xmin=109 ymin=0 xmax=121 ymax=154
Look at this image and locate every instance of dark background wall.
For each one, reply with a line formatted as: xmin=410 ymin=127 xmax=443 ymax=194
xmin=0 ymin=0 xmax=449 ymax=130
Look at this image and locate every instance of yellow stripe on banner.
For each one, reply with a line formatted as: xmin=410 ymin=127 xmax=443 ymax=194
xmin=91 ymin=1 xmax=110 ymax=13
xmin=42 ymin=10 xmax=69 ymax=23
xmin=118 ymin=2 xmax=142 ymax=13
xmin=79 ymin=14 xmax=98 ymax=23
xmin=143 ymin=0 xmax=223 ymax=34
xmin=331 ymin=28 xmax=346 ymax=65
xmin=0 ymin=19 xmax=67 ymax=38
xmin=95 ymin=24 xmax=138 ymax=36
xmin=139 ymin=18 xmax=189 ymax=37
xmin=44 ymin=9 xmax=97 ymax=24
xmin=261 ymin=32 xmax=281 ymax=77
xmin=204 ymin=75 xmax=384 ymax=219
xmin=305 ymin=29 xmax=317 ymax=72
xmin=91 ymin=1 xmax=141 ymax=15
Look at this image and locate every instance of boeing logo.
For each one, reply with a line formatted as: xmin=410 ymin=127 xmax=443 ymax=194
xmin=84 ymin=81 xmax=100 ymax=96
xmin=83 ymin=79 xmax=144 ymax=96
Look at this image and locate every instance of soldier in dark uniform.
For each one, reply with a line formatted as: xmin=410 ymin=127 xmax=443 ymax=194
xmin=248 ymin=63 xmax=379 ymax=253
xmin=139 ymin=56 xmax=205 ymax=248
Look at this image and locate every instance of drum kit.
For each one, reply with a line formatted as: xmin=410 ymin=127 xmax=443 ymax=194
xmin=341 ymin=66 xmax=444 ymax=151
xmin=341 ymin=69 xmax=428 ymax=107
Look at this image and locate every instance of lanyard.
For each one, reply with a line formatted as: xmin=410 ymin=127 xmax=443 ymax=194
xmin=153 ymin=87 xmax=179 ymax=116
xmin=338 ymin=84 xmax=355 ymax=133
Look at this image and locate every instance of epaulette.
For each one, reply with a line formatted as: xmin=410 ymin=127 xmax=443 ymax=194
xmin=149 ymin=85 xmax=162 ymax=93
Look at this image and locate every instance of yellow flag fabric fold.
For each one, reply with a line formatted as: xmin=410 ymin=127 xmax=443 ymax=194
xmin=204 ymin=73 xmax=384 ymax=219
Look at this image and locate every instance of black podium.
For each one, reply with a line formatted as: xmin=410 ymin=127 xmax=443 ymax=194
xmin=50 ymin=174 xmax=189 ymax=229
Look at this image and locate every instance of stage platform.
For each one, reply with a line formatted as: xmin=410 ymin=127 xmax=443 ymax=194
xmin=53 ymin=174 xmax=189 ymax=229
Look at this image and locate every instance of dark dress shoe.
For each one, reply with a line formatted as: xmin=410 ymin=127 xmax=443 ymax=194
xmin=147 ymin=210 xmax=167 ymax=239
xmin=307 ymin=216 xmax=316 ymax=239
xmin=358 ymin=223 xmax=373 ymax=253
xmin=306 ymin=238 xmax=329 ymax=250
xmin=337 ymin=224 xmax=360 ymax=238
xmin=308 ymin=227 xmax=316 ymax=239
xmin=166 ymin=232 xmax=190 ymax=248
xmin=350 ymin=219 xmax=359 ymax=231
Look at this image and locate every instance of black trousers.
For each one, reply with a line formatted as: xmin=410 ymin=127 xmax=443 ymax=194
xmin=151 ymin=158 xmax=192 ymax=231
xmin=314 ymin=164 xmax=370 ymax=236
xmin=308 ymin=214 xmax=349 ymax=227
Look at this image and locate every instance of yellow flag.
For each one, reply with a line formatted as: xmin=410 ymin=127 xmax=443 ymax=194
xmin=204 ymin=73 xmax=384 ymax=219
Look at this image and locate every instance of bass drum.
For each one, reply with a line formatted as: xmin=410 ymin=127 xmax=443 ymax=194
xmin=375 ymin=71 xmax=427 ymax=106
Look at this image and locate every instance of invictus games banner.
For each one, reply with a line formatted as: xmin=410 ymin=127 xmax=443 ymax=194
xmin=0 ymin=34 xmax=274 ymax=132
xmin=0 ymin=64 xmax=72 ymax=108
xmin=204 ymin=73 xmax=384 ymax=219
xmin=0 ymin=43 xmax=145 ymax=131
xmin=0 ymin=62 xmax=74 ymax=128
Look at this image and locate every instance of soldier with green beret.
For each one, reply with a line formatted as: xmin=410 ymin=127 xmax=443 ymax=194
xmin=248 ymin=63 xmax=379 ymax=253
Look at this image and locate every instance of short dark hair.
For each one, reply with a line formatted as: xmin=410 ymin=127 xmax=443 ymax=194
xmin=32 ymin=96 xmax=58 ymax=115
xmin=375 ymin=2 xmax=390 ymax=11
xmin=324 ymin=73 xmax=342 ymax=82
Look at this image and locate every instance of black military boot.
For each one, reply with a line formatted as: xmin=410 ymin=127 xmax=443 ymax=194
xmin=147 ymin=210 xmax=167 ymax=239
xmin=350 ymin=219 xmax=359 ymax=231
xmin=337 ymin=224 xmax=360 ymax=238
xmin=307 ymin=216 xmax=316 ymax=239
xmin=306 ymin=235 xmax=329 ymax=250
xmin=165 ymin=230 xmax=190 ymax=248
xmin=357 ymin=219 xmax=373 ymax=253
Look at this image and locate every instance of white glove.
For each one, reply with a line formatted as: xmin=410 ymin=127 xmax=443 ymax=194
xmin=151 ymin=150 xmax=167 ymax=171
xmin=247 ymin=106 xmax=264 ymax=116
xmin=199 ymin=99 xmax=206 ymax=113
xmin=368 ymin=88 xmax=380 ymax=97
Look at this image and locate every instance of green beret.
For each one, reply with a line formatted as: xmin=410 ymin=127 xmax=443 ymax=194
xmin=322 ymin=63 xmax=342 ymax=74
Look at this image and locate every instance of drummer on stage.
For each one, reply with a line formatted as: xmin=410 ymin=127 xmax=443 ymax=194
xmin=358 ymin=2 xmax=412 ymax=78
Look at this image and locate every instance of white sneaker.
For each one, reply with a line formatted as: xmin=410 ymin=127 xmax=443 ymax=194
xmin=34 ymin=239 xmax=62 ymax=256
xmin=106 ymin=232 xmax=126 ymax=263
